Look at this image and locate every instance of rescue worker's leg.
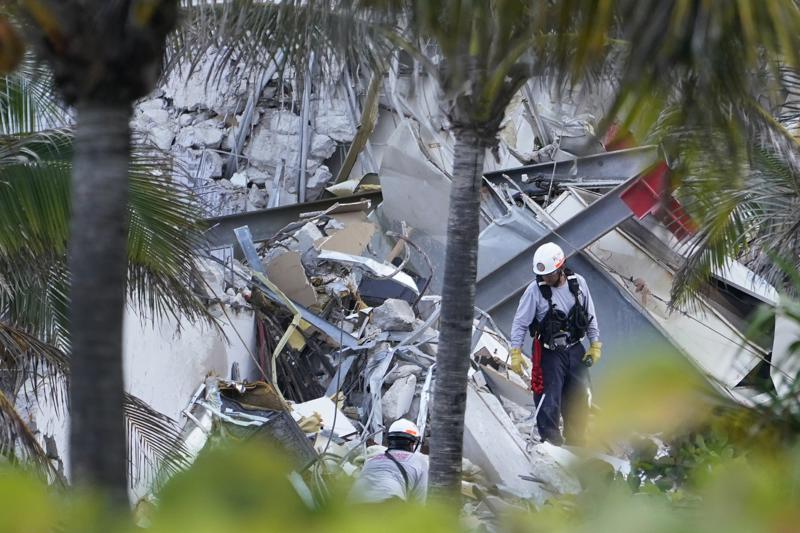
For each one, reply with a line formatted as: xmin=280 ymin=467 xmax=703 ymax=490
xmin=562 ymin=342 xmax=591 ymax=446
xmin=533 ymin=347 xmax=568 ymax=445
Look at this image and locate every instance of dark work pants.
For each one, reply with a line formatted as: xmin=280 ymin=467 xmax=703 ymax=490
xmin=532 ymin=342 xmax=590 ymax=446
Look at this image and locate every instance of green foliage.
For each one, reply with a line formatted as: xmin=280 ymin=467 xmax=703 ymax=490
xmin=0 ymin=442 xmax=461 ymax=532
xmin=2 ymin=434 xmax=800 ymax=532
xmin=0 ymin=62 xmax=215 ymax=352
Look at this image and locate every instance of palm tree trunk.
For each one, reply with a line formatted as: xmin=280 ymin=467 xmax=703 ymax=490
xmin=68 ymin=102 xmax=130 ymax=503
xmin=428 ymin=129 xmax=486 ymax=499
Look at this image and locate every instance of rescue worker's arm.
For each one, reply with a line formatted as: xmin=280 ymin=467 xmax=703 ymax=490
xmin=580 ymin=277 xmax=602 ymax=365
xmin=509 ymin=284 xmax=539 ymax=375
xmin=510 ymin=283 xmax=538 ymax=348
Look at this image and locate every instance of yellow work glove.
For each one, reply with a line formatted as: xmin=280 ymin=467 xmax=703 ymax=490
xmin=509 ymin=348 xmax=529 ymax=377
xmin=583 ymin=341 xmax=602 ymax=367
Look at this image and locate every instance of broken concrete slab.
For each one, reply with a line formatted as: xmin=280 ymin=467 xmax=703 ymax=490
xmin=382 ymin=374 xmax=417 ymax=423
xmin=247 ymin=186 xmax=268 ymax=210
xmin=175 ymin=121 xmax=225 ymax=149
xmin=287 ymin=222 xmax=325 ymax=255
xmin=230 ymin=171 xmax=248 ymax=188
xmin=265 ymin=251 xmax=318 ymax=307
xmin=480 ymin=365 xmax=534 ymax=410
xmin=462 ymin=382 xmax=545 ymax=501
xmin=371 ymin=298 xmax=416 ymax=332
xmin=195 ymin=257 xmax=226 ymax=298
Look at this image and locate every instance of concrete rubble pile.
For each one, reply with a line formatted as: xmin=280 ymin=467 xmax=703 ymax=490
xmin=131 ymin=50 xmax=366 ymax=218
xmin=161 ymin=197 xmax=633 ymax=526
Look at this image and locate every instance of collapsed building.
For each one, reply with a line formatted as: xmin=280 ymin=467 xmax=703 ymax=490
xmin=21 ymin=50 xmax=800 ymax=518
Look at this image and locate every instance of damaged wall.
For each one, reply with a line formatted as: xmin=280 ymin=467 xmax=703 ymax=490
xmin=22 ymin=302 xmax=258 ymax=500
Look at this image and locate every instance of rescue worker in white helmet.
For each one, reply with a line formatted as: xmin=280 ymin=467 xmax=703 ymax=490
xmin=349 ymin=419 xmax=429 ymax=503
xmin=508 ymin=242 xmax=602 ymax=446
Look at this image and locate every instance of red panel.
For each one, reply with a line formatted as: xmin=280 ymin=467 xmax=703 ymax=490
xmin=619 ymin=161 xmax=696 ymax=240
xmin=620 ymin=162 xmax=669 ymax=219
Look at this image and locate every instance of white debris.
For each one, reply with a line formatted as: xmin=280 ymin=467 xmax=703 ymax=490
xmin=371 ymin=299 xmax=416 ymax=332
xmin=148 ymin=126 xmax=175 ymax=151
xmin=194 ymin=150 xmax=224 ymax=181
xmin=229 ymin=171 xmax=248 ymax=188
xmin=176 ymin=120 xmax=224 ymax=149
xmin=306 ymin=165 xmax=333 ymax=193
xmin=382 ymin=374 xmax=417 ymax=423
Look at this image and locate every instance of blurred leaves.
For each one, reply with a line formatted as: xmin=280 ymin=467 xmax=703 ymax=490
xmin=1 ymin=435 xmax=799 ymax=532
xmin=0 ymin=59 xmax=215 ymax=353
xmin=589 ymin=353 xmax=718 ymax=441
xmin=0 ymin=16 xmax=25 ymax=74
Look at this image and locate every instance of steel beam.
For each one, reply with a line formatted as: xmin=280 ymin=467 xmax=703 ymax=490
xmin=203 ymin=190 xmax=382 ymax=249
xmin=475 ymin=175 xmax=640 ymax=314
xmin=483 ymin=145 xmax=659 ymax=187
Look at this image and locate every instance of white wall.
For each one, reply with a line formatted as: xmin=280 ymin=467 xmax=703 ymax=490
xmin=122 ymin=305 xmax=258 ymax=422
xmin=21 ymin=303 xmax=258 ymax=499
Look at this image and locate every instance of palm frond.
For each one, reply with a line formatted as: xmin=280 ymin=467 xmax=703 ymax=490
xmin=0 ymin=54 xmax=67 ymax=134
xmin=170 ymin=0 xmax=394 ymax=96
xmin=0 ymin=320 xmax=69 ymax=398
xmin=124 ymin=393 xmax=194 ymax=490
xmin=0 ymin=387 xmax=65 ymax=485
xmin=0 ymin=127 xmax=71 ymax=165
xmin=0 ymin=143 xmax=216 ymax=345
xmin=670 ymin=138 xmax=800 ymax=305
xmin=126 ymin=145 xmax=217 ymax=328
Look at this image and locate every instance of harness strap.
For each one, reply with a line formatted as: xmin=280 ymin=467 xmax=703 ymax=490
xmin=384 ymin=450 xmax=410 ymax=494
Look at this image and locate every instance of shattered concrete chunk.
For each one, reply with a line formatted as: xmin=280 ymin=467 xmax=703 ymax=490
xmin=245 ymin=166 xmax=270 ymax=186
xmin=370 ymin=298 xmax=416 ymax=332
xmin=310 ymin=133 xmax=337 ymax=160
xmin=147 ymin=126 xmax=175 ymax=151
xmin=528 ymin=443 xmax=582 ymax=496
xmin=382 ymin=374 xmax=417 ymax=423
xmin=176 ymin=120 xmax=224 ymax=149
xmin=416 ymin=296 xmax=441 ymax=322
xmin=230 ymin=171 xmax=248 ymax=188
xmin=195 ymin=257 xmax=226 ymax=298
xmin=463 ymin=383 xmax=548 ymax=502
xmin=383 ymin=364 xmax=424 ymax=386
xmin=306 ymin=165 xmax=333 ymax=194
xmin=178 ymin=113 xmax=193 ymax=127
xmin=247 ymin=186 xmax=268 ymax=210
xmin=287 ymin=222 xmax=324 ymax=255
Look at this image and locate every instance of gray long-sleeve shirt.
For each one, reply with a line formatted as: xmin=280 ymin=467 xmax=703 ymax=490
xmin=349 ymin=450 xmax=429 ymax=503
xmin=510 ymin=273 xmax=600 ymax=349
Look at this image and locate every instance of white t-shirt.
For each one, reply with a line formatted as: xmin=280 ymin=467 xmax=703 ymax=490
xmin=349 ymin=450 xmax=429 ymax=503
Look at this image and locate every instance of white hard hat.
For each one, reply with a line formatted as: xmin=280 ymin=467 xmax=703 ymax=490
xmin=532 ymin=242 xmax=565 ymax=275
xmin=388 ymin=418 xmax=420 ymax=441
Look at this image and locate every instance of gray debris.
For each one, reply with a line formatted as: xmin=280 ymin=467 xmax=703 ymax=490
xmin=371 ymin=299 xmax=416 ymax=332
xmin=287 ymin=222 xmax=324 ymax=255
xmin=383 ymin=364 xmax=424 ymax=386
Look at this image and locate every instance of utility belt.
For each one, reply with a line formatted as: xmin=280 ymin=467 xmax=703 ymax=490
xmin=540 ymin=332 xmax=583 ymax=351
